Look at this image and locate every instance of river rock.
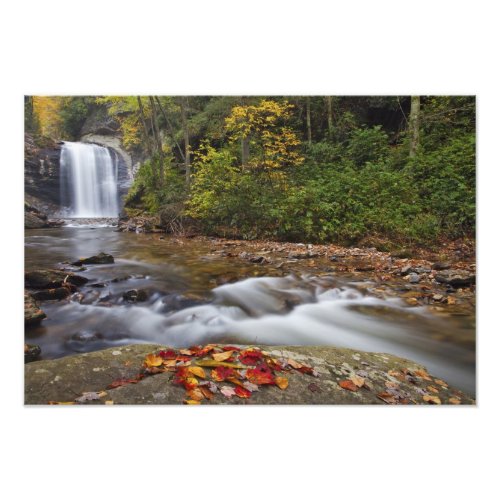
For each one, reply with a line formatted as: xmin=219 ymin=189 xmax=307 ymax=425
xmin=24 ymin=291 xmax=46 ymax=326
xmin=432 ymin=262 xmax=451 ymax=270
xmin=408 ymin=273 xmax=420 ymax=284
xmin=31 ymin=287 xmax=72 ymax=301
xmin=25 ymin=210 xmax=49 ymax=229
xmin=435 ymin=270 xmax=476 ymax=288
xmin=123 ymin=289 xmax=149 ymax=303
xmin=72 ymin=252 xmax=114 ymax=266
xmin=24 ymin=343 xmax=41 ymax=363
xmin=24 ymin=344 xmax=475 ymax=405
xmin=25 ymin=269 xmax=89 ymax=288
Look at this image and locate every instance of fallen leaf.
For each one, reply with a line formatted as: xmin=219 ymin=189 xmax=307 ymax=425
xmin=220 ymin=386 xmax=236 ymax=398
xmin=199 ymin=381 xmax=218 ymax=393
xmin=184 ymin=399 xmax=201 ymax=405
xmin=188 ymin=366 xmax=206 ymax=379
xmin=163 ymin=359 xmax=177 ymax=367
xmin=427 ymin=385 xmax=440 ymax=393
xmin=234 ymin=386 xmax=252 ymax=398
xmin=246 ymin=367 xmax=275 ymax=385
xmin=183 ymin=377 xmax=199 ymax=390
xmin=414 ymin=369 xmax=432 ymax=381
xmin=104 ymin=400 xmax=114 ymax=405
xmin=145 ymin=353 xmax=163 ymax=368
xmin=287 ymin=358 xmax=303 ymax=369
xmin=350 ymin=375 xmax=365 ymax=388
xmin=239 ymin=350 xmax=264 ymax=365
xmin=242 ymin=381 xmax=259 ymax=392
xmin=199 ymin=386 xmax=214 ymax=400
xmin=423 ymin=395 xmax=442 ymax=404
xmin=377 ymin=392 xmax=397 ymax=404
xmin=158 ymin=349 xmax=177 ymax=360
xmin=179 ymin=348 xmax=194 ymax=356
xmin=275 ymin=376 xmax=289 ymax=390
xmin=448 ymin=397 xmax=461 ymax=405
xmin=211 ymin=366 xmax=237 ymax=382
xmin=74 ymin=391 xmax=107 ymax=403
xmin=107 ymin=376 xmax=143 ymax=389
xmin=48 ymin=401 xmax=76 ymax=405
xmin=212 ymin=351 xmax=234 ymax=362
xmin=434 ymin=379 xmax=449 ymax=387
xmin=385 ymin=380 xmax=400 ymax=389
xmin=339 ymin=380 xmax=359 ymax=392
xmin=187 ymin=388 xmax=205 ymax=401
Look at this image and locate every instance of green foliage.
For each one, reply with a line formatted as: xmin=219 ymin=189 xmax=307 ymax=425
xmin=59 ymin=97 xmax=93 ymax=140
xmin=346 ymin=125 xmax=389 ymax=166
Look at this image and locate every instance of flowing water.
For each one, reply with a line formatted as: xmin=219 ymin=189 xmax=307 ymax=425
xmin=60 ymin=142 xmax=119 ymax=217
xmin=25 ymin=225 xmax=476 ymax=394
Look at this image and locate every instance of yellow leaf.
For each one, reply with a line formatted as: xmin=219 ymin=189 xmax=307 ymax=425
xmin=351 ymin=375 xmax=365 ymax=388
xmin=105 ymin=400 xmax=114 ymax=405
xmin=187 ymin=388 xmax=205 ymax=401
xmin=145 ymin=354 xmax=163 ymax=368
xmin=427 ymin=385 xmax=440 ymax=393
xmin=423 ymin=395 xmax=441 ymax=404
xmin=188 ymin=366 xmax=206 ymax=379
xmin=212 ymin=351 xmax=234 ymax=362
xmin=185 ymin=377 xmax=199 ymax=387
xmin=275 ymin=377 xmax=289 ymax=390
xmin=414 ymin=369 xmax=432 ymax=381
xmin=287 ymin=358 xmax=303 ymax=369
xmin=184 ymin=400 xmax=201 ymax=405
xmin=163 ymin=359 xmax=177 ymax=367
xmin=448 ymin=397 xmax=461 ymax=405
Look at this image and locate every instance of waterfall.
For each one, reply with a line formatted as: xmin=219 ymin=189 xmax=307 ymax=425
xmin=60 ymin=142 xmax=119 ymax=218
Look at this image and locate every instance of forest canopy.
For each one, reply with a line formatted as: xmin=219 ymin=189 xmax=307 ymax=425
xmin=24 ymin=95 xmax=476 ymax=248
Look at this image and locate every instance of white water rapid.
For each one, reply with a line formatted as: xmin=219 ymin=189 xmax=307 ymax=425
xmin=60 ymin=142 xmax=118 ymax=218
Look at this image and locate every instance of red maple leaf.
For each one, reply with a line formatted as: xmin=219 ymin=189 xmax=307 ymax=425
xmin=246 ymin=367 xmax=275 ymax=385
xmin=234 ymin=386 xmax=252 ymax=398
xmin=239 ymin=349 xmax=263 ymax=365
xmin=211 ymin=366 xmax=237 ymax=382
xmin=158 ymin=349 xmax=177 ymax=360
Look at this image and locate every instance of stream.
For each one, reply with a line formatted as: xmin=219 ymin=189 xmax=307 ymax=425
xmin=25 ymin=223 xmax=476 ymax=395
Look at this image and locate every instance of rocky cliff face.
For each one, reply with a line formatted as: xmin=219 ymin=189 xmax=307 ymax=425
xmin=24 ymin=134 xmax=62 ymax=212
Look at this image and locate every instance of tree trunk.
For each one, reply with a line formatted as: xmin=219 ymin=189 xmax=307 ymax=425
xmin=136 ymin=96 xmax=151 ymax=156
xmin=155 ymin=96 xmax=185 ymax=162
xmin=241 ymin=136 xmax=250 ymax=168
xmin=409 ymin=95 xmax=421 ymax=158
xmin=148 ymin=96 xmax=164 ymax=184
xmin=181 ymin=97 xmax=191 ymax=186
xmin=326 ymin=96 xmax=333 ymax=139
xmin=306 ymin=97 xmax=312 ymax=146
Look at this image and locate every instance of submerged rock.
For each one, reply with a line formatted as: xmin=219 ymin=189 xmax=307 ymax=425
xmin=24 ymin=343 xmax=41 ymax=363
xmin=24 ymin=344 xmax=475 ymax=405
xmin=31 ymin=287 xmax=72 ymax=301
xmin=24 ymin=292 xmax=46 ymax=326
xmin=123 ymin=289 xmax=149 ymax=303
xmin=72 ymin=252 xmax=114 ymax=266
xmin=435 ymin=270 xmax=476 ymax=288
xmin=25 ymin=269 xmax=88 ymax=288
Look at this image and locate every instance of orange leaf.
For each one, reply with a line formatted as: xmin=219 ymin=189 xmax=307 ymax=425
xmin=287 ymin=358 xmax=303 ymax=369
xmin=188 ymin=366 xmax=206 ymax=379
xmin=434 ymin=379 xmax=448 ymax=387
xmin=187 ymin=388 xmax=204 ymax=401
xmin=184 ymin=399 xmax=201 ymax=405
xmin=377 ymin=392 xmax=397 ymax=404
xmin=414 ymin=369 xmax=432 ymax=381
xmin=163 ymin=359 xmax=177 ymax=367
xmin=199 ymin=386 xmax=214 ymax=400
xmin=350 ymin=375 xmax=365 ymax=388
xmin=275 ymin=376 xmax=289 ymax=390
xmin=448 ymin=397 xmax=461 ymax=405
xmin=423 ymin=395 xmax=441 ymax=404
xmin=427 ymin=385 xmax=440 ymax=393
xmin=212 ymin=351 xmax=234 ymax=362
xmin=179 ymin=348 xmax=194 ymax=356
xmin=145 ymin=353 xmax=163 ymax=368
xmin=234 ymin=386 xmax=252 ymax=398
xmin=339 ymin=380 xmax=359 ymax=392
xmin=184 ymin=377 xmax=199 ymax=390
xmin=246 ymin=368 xmax=275 ymax=385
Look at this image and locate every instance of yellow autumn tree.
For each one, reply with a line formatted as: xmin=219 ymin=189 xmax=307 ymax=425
xmin=224 ymin=100 xmax=304 ymax=175
xmin=32 ymin=96 xmax=63 ymax=137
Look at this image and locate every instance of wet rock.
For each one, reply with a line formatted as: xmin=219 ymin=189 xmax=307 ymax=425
xmin=24 ymin=344 xmax=475 ymax=405
xmin=413 ymin=266 xmax=431 ymax=274
xmin=81 ymin=290 xmax=101 ymax=304
xmin=401 ymin=265 xmax=412 ymax=275
xmin=31 ymin=287 xmax=71 ymax=301
xmin=432 ymin=262 xmax=451 ymax=270
xmin=435 ymin=270 xmax=476 ymax=288
xmin=408 ymin=273 xmax=420 ymax=284
xmin=288 ymin=251 xmax=319 ymax=260
xmin=161 ymin=293 xmax=207 ymax=311
xmin=72 ymin=252 xmax=114 ymax=266
xmin=24 ymin=343 xmax=41 ymax=363
xmin=354 ymin=264 xmax=376 ymax=272
xmin=24 ymin=292 xmax=46 ymax=326
xmin=123 ymin=289 xmax=149 ymax=303
xmin=25 ymin=210 xmax=49 ymax=229
xmin=25 ymin=269 xmax=88 ymax=288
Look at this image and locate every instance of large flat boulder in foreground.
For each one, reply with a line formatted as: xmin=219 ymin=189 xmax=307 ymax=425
xmin=24 ymin=344 xmax=475 ymax=405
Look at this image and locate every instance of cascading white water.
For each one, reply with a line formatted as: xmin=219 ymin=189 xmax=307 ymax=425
xmin=60 ymin=142 xmax=119 ymax=217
